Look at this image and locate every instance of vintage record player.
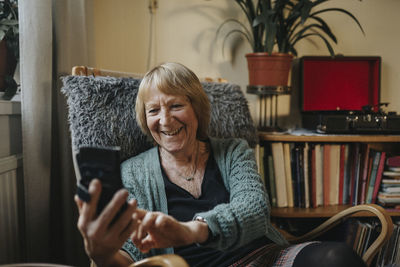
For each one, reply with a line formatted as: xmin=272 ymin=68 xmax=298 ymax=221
xmin=299 ymin=56 xmax=400 ymax=134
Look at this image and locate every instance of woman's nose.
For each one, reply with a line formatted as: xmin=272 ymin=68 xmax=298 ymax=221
xmin=159 ymin=109 xmax=172 ymax=125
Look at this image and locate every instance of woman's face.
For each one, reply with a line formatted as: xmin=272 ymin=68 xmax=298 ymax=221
xmin=144 ymin=86 xmax=198 ymax=153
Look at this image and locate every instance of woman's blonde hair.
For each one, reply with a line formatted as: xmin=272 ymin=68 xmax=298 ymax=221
xmin=135 ymin=62 xmax=211 ymax=140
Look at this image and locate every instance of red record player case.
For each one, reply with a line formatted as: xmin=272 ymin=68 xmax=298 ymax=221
xmin=300 ymin=56 xmax=381 ymax=113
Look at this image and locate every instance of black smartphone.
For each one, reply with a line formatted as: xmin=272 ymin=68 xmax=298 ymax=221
xmin=76 ymin=146 xmax=127 ymax=217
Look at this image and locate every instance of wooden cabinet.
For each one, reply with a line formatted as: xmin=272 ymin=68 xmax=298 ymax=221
xmin=259 ymin=133 xmax=400 ymax=218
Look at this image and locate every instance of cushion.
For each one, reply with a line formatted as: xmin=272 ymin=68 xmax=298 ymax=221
xmin=61 ymin=75 xmax=257 ymax=161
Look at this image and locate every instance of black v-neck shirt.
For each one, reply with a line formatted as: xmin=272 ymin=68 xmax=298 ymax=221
xmin=161 ymin=150 xmax=270 ymax=267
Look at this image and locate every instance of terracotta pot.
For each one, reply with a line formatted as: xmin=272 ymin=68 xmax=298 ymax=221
xmin=0 ymin=39 xmax=17 ymax=91
xmin=245 ymin=53 xmax=293 ymax=87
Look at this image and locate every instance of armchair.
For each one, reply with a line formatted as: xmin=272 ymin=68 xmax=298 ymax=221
xmin=61 ymin=66 xmax=393 ymax=267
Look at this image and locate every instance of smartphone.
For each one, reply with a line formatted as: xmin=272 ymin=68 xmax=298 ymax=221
xmin=76 ymin=146 xmax=127 ymax=217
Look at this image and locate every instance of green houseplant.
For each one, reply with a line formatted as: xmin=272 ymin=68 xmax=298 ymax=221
xmin=0 ymin=0 xmax=19 ymax=100
xmin=218 ymin=0 xmax=364 ymax=86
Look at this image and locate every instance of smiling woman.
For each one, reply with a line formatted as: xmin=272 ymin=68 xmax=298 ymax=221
xmin=72 ymin=62 xmax=367 ymax=267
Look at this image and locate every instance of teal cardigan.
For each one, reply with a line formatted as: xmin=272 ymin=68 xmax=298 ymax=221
xmin=121 ymin=137 xmax=288 ymax=262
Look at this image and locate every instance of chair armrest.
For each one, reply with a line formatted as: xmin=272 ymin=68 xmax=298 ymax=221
xmin=286 ymin=204 xmax=393 ymax=266
xmin=130 ymin=254 xmax=189 ymax=267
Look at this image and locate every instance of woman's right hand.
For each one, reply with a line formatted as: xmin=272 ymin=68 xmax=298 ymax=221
xmin=74 ymin=179 xmax=137 ymax=267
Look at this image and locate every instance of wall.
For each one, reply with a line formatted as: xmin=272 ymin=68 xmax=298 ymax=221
xmin=90 ymin=0 xmax=400 ymax=128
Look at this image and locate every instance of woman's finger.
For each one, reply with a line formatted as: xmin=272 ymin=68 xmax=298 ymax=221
xmin=74 ymin=194 xmax=83 ymax=214
xmin=108 ymin=198 xmax=137 ymax=236
xmin=79 ymin=179 xmax=102 ymax=231
xmin=119 ymin=217 xmax=137 ymax=243
xmin=137 ymin=212 xmax=158 ymax=241
xmin=96 ymin=188 xmax=129 ymax=232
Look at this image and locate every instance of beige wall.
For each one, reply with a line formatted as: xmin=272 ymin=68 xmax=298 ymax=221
xmin=90 ymin=0 xmax=400 ymax=128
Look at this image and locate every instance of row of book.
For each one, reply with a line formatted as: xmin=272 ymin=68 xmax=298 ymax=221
xmin=339 ymin=218 xmax=400 ymax=267
xmin=377 ymin=155 xmax=400 ymax=208
xmin=375 ymin=219 xmax=400 ymax=267
xmin=257 ymin=142 xmax=397 ymax=208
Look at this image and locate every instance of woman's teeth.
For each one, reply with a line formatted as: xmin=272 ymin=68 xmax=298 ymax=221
xmin=162 ymin=128 xmax=182 ymax=136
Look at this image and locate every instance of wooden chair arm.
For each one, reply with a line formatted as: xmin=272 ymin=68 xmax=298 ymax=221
xmin=130 ymin=254 xmax=189 ymax=267
xmin=72 ymin=66 xmax=142 ymax=78
xmin=285 ymin=204 xmax=393 ymax=266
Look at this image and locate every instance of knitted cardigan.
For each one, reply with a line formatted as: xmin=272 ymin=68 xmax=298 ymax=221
xmin=121 ymin=137 xmax=288 ymax=262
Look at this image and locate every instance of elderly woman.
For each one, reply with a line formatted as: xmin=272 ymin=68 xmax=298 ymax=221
xmin=75 ymin=62 xmax=366 ymax=267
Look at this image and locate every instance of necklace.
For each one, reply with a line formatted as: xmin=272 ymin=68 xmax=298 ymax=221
xmin=178 ymin=141 xmax=199 ymax=181
xmin=160 ymin=141 xmax=200 ymax=182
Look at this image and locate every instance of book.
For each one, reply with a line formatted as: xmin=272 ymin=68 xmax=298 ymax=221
xmin=311 ymin=144 xmax=317 ymax=208
xmin=366 ymin=151 xmax=381 ymax=203
xmin=352 ymin=221 xmax=363 ymax=252
xmin=387 ymin=155 xmax=400 ymax=167
xmin=351 ymin=143 xmax=362 ymax=205
xmin=323 ymin=144 xmax=331 ymax=206
xmin=271 ymin=142 xmax=288 ymax=207
xmin=267 ymin=153 xmax=277 ymax=207
xmin=359 ymin=144 xmax=371 ymax=204
xmin=303 ymin=143 xmax=310 ymax=208
xmin=372 ymin=151 xmax=386 ymax=204
xmin=382 ymin=187 xmax=400 ymax=193
xmin=315 ymin=144 xmax=324 ymax=207
xmin=360 ymin=222 xmax=373 ymax=256
xmin=329 ymin=144 xmax=341 ymax=205
xmin=290 ymin=145 xmax=299 ymax=207
xmin=292 ymin=144 xmax=305 ymax=207
xmin=338 ymin=144 xmax=346 ymax=205
xmin=383 ymin=171 xmax=400 ymax=178
xmin=364 ymin=154 xmax=374 ymax=203
xmin=342 ymin=144 xmax=352 ymax=204
xmin=297 ymin=144 xmax=305 ymax=208
xmin=255 ymin=144 xmax=261 ymax=173
xmin=283 ymin=143 xmax=294 ymax=207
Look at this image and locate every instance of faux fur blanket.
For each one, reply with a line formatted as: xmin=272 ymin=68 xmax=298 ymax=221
xmin=61 ymin=75 xmax=257 ymax=161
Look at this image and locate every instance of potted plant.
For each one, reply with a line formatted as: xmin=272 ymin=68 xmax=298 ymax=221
xmin=218 ymin=0 xmax=364 ymax=87
xmin=0 ymin=0 xmax=18 ymax=100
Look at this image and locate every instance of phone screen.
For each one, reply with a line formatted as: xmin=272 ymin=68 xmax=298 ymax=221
xmin=76 ymin=146 xmax=126 ymax=216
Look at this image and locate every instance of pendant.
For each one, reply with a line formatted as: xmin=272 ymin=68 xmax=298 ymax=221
xmin=184 ymin=176 xmax=194 ymax=181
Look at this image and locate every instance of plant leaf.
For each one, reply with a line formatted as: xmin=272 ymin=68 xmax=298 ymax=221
xmin=292 ymin=32 xmax=335 ymax=57
xmin=311 ymin=7 xmax=365 ymax=35
xmin=222 ymin=28 xmax=253 ymax=56
xmin=216 ymin=18 xmax=253 ymax=44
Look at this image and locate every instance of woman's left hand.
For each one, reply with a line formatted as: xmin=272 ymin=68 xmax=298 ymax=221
xmin=130 ymin=209 xmax=209 ymax=253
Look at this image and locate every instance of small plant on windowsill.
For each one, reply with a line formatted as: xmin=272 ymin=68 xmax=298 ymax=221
xmin=0 ymin=0 xmax=19 ymax=100
xmin=217 ymin=0 xmax=364 ymax=87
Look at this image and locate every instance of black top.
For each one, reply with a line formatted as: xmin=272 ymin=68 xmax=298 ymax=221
xmin=162 ymin=149 xmax=270 ymax=267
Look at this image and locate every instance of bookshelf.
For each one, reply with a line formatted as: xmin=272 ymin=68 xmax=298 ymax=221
xmin=259 ymin=133 xmax=400 ymax=218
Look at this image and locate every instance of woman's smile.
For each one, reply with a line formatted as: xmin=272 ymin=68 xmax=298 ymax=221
xmin=161 ymin=127 xmax=183 ymax=136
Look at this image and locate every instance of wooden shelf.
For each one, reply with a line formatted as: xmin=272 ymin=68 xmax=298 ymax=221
xmin=259 ymin=132 xmax=400 ymax=143
xmin=271 ymin=205 xmax=400 ymax=218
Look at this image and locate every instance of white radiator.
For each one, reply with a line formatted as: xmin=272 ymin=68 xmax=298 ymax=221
xmin=0 ymin=155 xmax=23 ymax=264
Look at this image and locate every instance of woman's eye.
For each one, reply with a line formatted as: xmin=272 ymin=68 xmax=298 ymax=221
xmin=147 ymin=108 xmax=158 ymax=114
xmin=171 ymin=104 xmax=183 ymax=109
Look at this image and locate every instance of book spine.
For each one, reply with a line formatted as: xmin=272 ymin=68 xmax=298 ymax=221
xmin=323 ymin=144 xmax=331 ymax=206
xmin=343 ymin=144 xmax=351 ymax=204
xmin=329 ymin=145 xmax=341 ymax=205
xmin=339 ymin=144 xmax=346 ymax=205
xmin=303 ymin=143 xmax=310 ymax=208
xmin=271 ymin=142 xmax=288 ymax=207
xmin=372 ymin=152 xmax=386 ymax=204
xmin=351 ymin=144 xmax=361 ymax=205
xmin=267 ymin=153 xmax=277 ymax=207
xmin=315 ymin=144 xmax=324 ymax=207
xmin=360 ymin=145 xmax=371 ymax=204
xmin=311 ymin=144 xmax=317 ymax=208
xmin=284 ymin=143 xmax=294 ymax=208
xmin=366 ymin=151 xmax=381 ymax=204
